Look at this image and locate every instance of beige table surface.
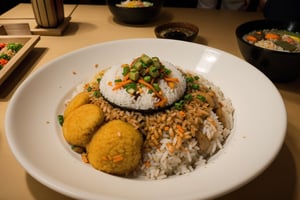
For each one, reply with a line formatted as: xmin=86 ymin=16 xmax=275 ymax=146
xmin=0 ymin=3 xmax=299 ymax=200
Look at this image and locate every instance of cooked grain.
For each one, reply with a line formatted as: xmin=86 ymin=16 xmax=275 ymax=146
xmin=77 ymin=69 xmax=234 ymax=179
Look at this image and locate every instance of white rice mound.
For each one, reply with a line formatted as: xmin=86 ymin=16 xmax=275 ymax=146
xmin=99 ymin=61 xmax=186 ymax=110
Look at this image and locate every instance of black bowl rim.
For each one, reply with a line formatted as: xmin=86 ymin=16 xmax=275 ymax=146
xmin=155 ymin=22 xmax=199 ymax=32
xmin=235 ymin=19 xmax=300 ymax=55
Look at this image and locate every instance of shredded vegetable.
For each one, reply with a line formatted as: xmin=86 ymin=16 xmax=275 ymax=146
xmin=0 ymin=42 xmax=23 ymax=70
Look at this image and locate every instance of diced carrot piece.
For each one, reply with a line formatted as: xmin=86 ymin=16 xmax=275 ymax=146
xmin=176 ymin=125 xmax=184 ymax=134
xmin=265 ymin=33 xmax=280 ymax=40
xmin=246 ymin=35 xmax=257 ymax=42
xmin=0 ymin=58 xmax=8 ymax=65
xmin=164 ymin=126 xmax=170 ymax=131
xmin=179 ymin=111 xmax=186 ymax=117
xmin=166 ymin=142 xmax=175 ymax=153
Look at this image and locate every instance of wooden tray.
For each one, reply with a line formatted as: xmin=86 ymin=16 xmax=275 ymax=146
xmin=0 ymin=35 xmax=40 ymax=85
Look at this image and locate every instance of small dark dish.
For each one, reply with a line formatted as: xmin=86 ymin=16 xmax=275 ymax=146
xmin=155 ymin=22 xmax=199 ymax=42
xmin=236 ymin=19 xmax=300 ymax=82
xmin=107 ymin=0 xmax=164 ymax=24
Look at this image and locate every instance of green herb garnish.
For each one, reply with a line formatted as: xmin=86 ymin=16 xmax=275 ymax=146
xmin=57 ymin=115 xmax=64 ymax=126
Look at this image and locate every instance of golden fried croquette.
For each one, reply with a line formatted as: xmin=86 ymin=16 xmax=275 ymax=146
xmin=87 ymin=120 xmax=143 ymax=175
xmin=64 ymin=92 xmax=90 ymax=118
xmin=63 ymin=104 xmax=104 ymax=147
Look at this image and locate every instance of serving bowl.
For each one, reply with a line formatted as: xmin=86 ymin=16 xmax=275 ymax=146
xmin=5 ymin=38 xmax=286 ymax=200
xmin=106 ymin=0 xmax=164 ymax=24
xmin=155 ymin=22 xmax=199 ymax=42
xmin=235 ymin=19 xmax=300 ymax=82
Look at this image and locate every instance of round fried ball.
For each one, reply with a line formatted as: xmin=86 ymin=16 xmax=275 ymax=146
xmin=64 ymin=92 xmax=90 ymax=118
xmin=63 ymin=104 xmax=104 ymax=147
xmin=87 ymin=120 xmax=143 ymax=176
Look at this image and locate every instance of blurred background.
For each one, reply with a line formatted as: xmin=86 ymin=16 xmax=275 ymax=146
xmin=2 ymin=1 xmax=298 ymax=26
xmin=0 ymin=0 xmax=207 ymax=15
xmin=1 ymin=0 xmax=267 ymax=15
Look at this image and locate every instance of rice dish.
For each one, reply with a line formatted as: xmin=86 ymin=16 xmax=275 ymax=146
xmin=60 ymin=54 xmax=234 ymax=180
xmin=99 ymin=56 xmax=186 ymax=110
xmin=116 ymin=0 xmax=154 ymax=8
xmin=243 ymin=28 xmax=300 ymax=52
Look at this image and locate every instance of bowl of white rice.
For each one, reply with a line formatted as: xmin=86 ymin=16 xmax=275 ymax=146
xmin=236 ymin=19 xmax=300 ymax=82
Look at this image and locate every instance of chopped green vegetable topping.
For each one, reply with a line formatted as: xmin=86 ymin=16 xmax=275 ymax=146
xmin=174 ymin=100 xmax=184 ymax=110
xmin=140 ymin=54 xmax=152 ymax=65
xmin=132 ymin=61 xmax=143 ymax=71
xmin=126 ymin=87 xmax=136 ymax=95
xmin=57 ymin=115 xmax=64 ymax=126
xmin=122 ymin=65 xmax=130 ymax=76
xmin=152 ymin=57 xmax=161 ymax=69
xmin=149 ymin=66 xmax=159 ymax=78
xmin=164 ymin=68 xmax=171 ymax=75
xmin=7 ymin=43 xmax=23 ymax=52
xmin=129 ymin=70 xmax=140 ymax=81
xmin=124 ymin=82 xmax=137 ymax=91
xmin=93 ymin=90 xmax=101 ymax=98
xmin=153 ymin=83 xmax=161 ymax=91
xmin=87 ymin=86 xmax=92 ymax=92
xmin=184 ymin=94 xmax=192 ymax=101
xmin=0 ymin=54 xmax=11 ymax=60
xmin=197 ymin=94 xmax=206 ymax=102
xmin=186 ymin=77 xmax=194 ymax=82
xmin=191 ymin=84 xmax=200 ymax=90
xmin=144 ymin=75 xmax=151 ymax=82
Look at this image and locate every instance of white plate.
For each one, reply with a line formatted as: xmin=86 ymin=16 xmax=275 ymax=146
xmin=5 ymin=39 xmax=286 ymax=200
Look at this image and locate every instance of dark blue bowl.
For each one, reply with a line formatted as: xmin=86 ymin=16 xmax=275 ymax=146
xmin=235 ymin=19 xmax=300 ymax=82
xmin=107 ymin=0 xmax=164 ymax=24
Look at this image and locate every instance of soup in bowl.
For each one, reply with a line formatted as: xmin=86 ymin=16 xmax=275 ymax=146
xmin=236 ymin=19 xmax=300 ymax=82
